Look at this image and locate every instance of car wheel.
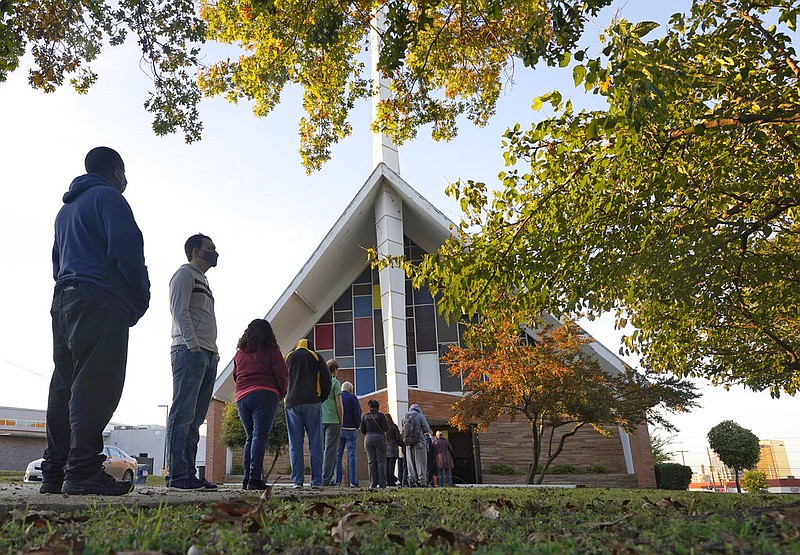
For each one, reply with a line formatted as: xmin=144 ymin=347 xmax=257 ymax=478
xmin=123 ymin=469 xmax=134 ymax=482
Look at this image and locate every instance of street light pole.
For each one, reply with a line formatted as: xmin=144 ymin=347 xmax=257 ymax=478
xmin=158 ymin=404 xmax=169 ymax=476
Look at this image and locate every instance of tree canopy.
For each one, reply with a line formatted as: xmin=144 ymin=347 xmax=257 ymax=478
xmin=198 ymin=0 xmax=613 ymax=171
xmin=707 ymin=419 xmax=760 ymax=493
xmin=0 ymin=0 xmax=205 ymax=141
xmin=445 ymin=318 xmax=699 ymax=483
xmin=400 ymin=0 xmax=800 ymax=396
xmin=1 ymin=0 xmax=613 ymax=171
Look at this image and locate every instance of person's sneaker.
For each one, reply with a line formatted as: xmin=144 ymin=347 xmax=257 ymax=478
xmin=198 ymin=478 xmax=218 ymax=491
xmin=63 ymin=472 xmax=133 ymax=496
xmin=39 ymin=482 xmax=63 ymax=494
xmin=167 ymin=477 xmax=204 ymax=490
xmin=247 ymin=478 xmax=268 ymax=490
xmin=292 ymin=483 xmax=304 ymax=489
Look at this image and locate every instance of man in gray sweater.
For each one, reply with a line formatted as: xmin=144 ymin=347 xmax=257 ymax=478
xmin=166 ymin=233 xmax=219 ymax=490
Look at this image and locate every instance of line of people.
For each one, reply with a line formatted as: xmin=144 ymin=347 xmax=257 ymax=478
xmin=41 ymin=146 xmax=453 ymax=496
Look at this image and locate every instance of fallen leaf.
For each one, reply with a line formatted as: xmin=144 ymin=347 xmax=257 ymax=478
xmin=386 ymin=533 xmax=405 ymax=546
xmin=483 ymin=505 xmax=500 ymax=519
xmin=305 ymin=502 xmax=336 ymax=517
xmin=216 ymin=498 xmax=257 ymax=517
xmin=329 ymin=512 xmax=379 ymax=545
xmin=424 ymin=526 xmax=483 ymax=554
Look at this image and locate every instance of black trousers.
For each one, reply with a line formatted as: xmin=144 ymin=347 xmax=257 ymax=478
xmin=42 ymin=287 xmax=128 ymax=483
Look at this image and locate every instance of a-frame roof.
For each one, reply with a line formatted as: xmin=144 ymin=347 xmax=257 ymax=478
xmin=212 ymin=163 xmax=455 ymax=403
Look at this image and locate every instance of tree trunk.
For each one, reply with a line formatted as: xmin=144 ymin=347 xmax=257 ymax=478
xmin=527 ymin=418 xmax=541 ymax=484
xmin=734 ymin=468 xmax=741 ymax=493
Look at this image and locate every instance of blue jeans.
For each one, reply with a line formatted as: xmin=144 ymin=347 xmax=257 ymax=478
xmin=286 ymin=402 xmax=323 ymax=486
xmin=335 ymin=428 xmax=359 ymax=486
xmin=43 ymin=286 xmax=129 ymax=483
xmin=166 ymin=345 xmax=218 ymax=483
xmin=437 ymin=467 xmax=452 ymax=486
xmin=236 ymin=389 xmax=280 ymax=482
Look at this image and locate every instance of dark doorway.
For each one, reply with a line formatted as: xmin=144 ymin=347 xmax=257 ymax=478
xmin=431 ymin=427 xmax=476 ymax=484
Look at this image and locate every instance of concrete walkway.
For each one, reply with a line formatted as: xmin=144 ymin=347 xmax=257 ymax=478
xmin=0 ymin=482 xmax=341 ymax=512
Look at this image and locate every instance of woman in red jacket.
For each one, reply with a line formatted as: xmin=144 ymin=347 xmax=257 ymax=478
xmin=233 ymin=319 xmax=288 ymax=490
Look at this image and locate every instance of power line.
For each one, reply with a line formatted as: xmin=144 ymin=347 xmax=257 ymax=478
xmin=0 ymin=358 xmax=50 ymax=380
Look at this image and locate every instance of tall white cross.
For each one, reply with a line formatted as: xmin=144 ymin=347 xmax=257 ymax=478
xmin=370 ymin=9 xmax=401 ymax=174
xmin=371 ymin=7 xmax=408 ymax=423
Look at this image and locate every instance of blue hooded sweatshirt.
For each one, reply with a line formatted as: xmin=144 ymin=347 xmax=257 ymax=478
xmin=52 ymin=173 xmax=150 ymax=326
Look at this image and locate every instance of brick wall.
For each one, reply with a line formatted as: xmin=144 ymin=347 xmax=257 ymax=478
xmin=205 ymin=399 xmax=227 ymax=484
xmin=207 ymin=389 xmax=656 ymax=488
xmin=0 ymin=436 xmax=46 ymax=471
xmin=478 ymin=416 xmax=629 ymax=475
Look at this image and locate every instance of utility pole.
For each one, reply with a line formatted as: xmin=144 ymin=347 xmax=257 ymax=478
xmin=158 ymin=404 xmax=169 ymax=476
xmin=676 ymin=450 xmax=688 ymax=466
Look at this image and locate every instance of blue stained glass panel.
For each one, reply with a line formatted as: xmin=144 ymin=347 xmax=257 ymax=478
xmin=355 ymin=348 xmax=374 ymax=368
xmin=356 ymin=368 xmax=376 ymax=395
xmin=353 ymin=296 xmax=372 ymax=318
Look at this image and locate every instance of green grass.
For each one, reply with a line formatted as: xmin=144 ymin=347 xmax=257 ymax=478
xmin=1 ymin=488 xmax=799 ymax=554
xmin=0 ymin=471 xmax=25 ymax=484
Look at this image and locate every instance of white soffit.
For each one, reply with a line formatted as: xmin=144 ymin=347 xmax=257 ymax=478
xmin=213 ymin=164 xmax=455 ymax=403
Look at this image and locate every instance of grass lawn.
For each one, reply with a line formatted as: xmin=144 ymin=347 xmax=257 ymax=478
xmin=2 ymin=487 xmax=799 ymax=553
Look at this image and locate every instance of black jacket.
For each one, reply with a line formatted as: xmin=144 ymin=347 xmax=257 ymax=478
xmin=284 ymin=339 xmax=332 ymax=409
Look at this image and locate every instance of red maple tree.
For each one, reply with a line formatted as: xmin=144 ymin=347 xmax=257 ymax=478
xmin=445 ymin=319 xmax=698 ymax=484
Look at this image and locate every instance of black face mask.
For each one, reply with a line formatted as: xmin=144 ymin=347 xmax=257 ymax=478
xmin=201 ymin=250 xmax=218 ymax=267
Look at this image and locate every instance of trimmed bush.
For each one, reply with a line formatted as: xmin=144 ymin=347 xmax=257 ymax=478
xmin=654 ymin=463 xmax=692 ymax=490
xmin=586 ymin=465 xmax=606 ymax=474
xmin=549 ymin=464 xmax=577 ymax=475
xmin=741 ymin=470 xmax=768 ymax=494
xmin=487 ymin=464 xmax=517 ymax=475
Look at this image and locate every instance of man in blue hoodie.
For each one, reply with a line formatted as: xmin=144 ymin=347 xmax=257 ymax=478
xmin=42 ymin=147 xmax=150 ymax=496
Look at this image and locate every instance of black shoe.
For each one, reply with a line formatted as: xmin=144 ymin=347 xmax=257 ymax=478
xmin=39 ymin=482 xmax=63 ymax=494
xmin=198 ymin=478 xmax=218 ymax=491
xmin=167 ymin=477 xmax=204 ymax=490
xmin=63 ymin=472 xmax=133 ymax=496
xmin=247 ymin=478 xmax=268 ymax=490
xmin=242 ymin=478 xmax=249 ymax=490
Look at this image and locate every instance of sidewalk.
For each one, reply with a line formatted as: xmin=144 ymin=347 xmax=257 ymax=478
xmin=0 ymin=482 xmax=336 ymax=512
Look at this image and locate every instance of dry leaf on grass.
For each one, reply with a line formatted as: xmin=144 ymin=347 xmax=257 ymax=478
xmin=21 ymin=531 xmax=85 ymax=554
xmin=201 ymin=497 xmax=268 ymax=535
xmin=386 ymin=533 xmax=406 ymax=546
xmin=424 ymin=526 xmax=484 ymax=554
xmin=305 ymin=502 xmax=337 ymax=517
xmin=329 ymin=512 xmax=379 ymax=545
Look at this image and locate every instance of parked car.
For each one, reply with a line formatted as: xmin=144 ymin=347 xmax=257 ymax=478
xmin=24 ymin=446 xmax=138 ymax=483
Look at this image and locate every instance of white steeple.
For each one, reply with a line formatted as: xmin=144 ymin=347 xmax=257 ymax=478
xmin=370 ymin=8 xmax=401 ymax=174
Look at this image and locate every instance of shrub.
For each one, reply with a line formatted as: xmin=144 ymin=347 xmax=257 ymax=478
xmin=549 ymin=464 xmax=577 ymax=475
xmin=741 ymin=470 xmax=768 ymax=494
xmin=654 ymin=463 xmax=692 ymax=490
xmin=487 ymin=464 xmax=516 ymax=475
xmin=232 ymin=464 xmax=244 ymax=475
xmin=586 ymin=465 xmax=606 ymax=474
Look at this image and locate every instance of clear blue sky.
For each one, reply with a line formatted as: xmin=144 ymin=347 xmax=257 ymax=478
xmin=1 ymin=0 xmax=797 ymax=474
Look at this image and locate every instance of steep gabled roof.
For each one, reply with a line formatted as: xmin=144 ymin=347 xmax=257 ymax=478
xmin=212 ymin=163 xmax=455 ymax=403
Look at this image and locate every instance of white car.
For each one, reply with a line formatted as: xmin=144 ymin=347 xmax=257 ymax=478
xmin=24 ymin=446 xmax=139 ymax=483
